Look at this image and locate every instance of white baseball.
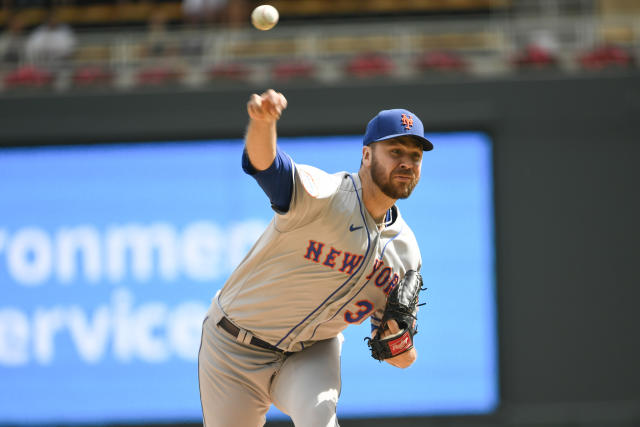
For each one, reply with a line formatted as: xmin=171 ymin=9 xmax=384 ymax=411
xmin=251 ymin=5 xmax=279 ymax=31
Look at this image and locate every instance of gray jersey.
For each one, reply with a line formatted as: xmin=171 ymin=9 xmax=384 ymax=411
xmin=217 ymin=162 xmax=422 ymax=352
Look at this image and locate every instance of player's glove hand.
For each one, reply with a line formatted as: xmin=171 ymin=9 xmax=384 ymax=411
xmin=365 ymin=270 xmax=423 ymax=361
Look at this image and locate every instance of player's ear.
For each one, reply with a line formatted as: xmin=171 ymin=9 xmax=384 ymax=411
xmin=362 ymin=146 xmax=371 ymax=165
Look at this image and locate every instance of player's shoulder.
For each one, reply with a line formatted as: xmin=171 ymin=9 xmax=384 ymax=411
xmin=294 ymin=163 xmax=346 ymax=199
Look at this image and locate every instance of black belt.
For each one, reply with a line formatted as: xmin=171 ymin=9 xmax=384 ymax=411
xmin=218 ymin=316 xmax=290 ymax=354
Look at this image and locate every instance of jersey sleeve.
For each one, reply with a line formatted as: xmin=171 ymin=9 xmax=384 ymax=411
xmin=273 ymin=163 xmax=342 ymax=232
xmin=242 ymin=145 xmax=294 ymax=213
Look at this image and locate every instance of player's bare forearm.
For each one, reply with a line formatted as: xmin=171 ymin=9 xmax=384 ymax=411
xmin=245 ymin=89 xmax=287 ymax=171
xmin=245 ymin=120 xmax=277 ymax=171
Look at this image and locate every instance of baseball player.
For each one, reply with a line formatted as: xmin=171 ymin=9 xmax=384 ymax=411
xmin=198 ymin=89 xmax=432 ymax=427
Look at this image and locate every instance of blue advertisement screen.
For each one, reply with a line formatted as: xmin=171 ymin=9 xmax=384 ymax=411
xmin=0 ymin=133 xmax=496 ymax=424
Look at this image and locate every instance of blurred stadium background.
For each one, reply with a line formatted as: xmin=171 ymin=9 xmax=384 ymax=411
xmin=1 ymin=0 xmax=639 ymax=92
xmin=0 ymin=0 xmax=639 ymax=426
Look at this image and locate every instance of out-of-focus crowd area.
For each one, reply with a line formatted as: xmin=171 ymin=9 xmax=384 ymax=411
xmin=0 ymin=0 xmax=638 ymax=92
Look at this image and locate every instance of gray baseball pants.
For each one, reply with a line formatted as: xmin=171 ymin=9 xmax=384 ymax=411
xmin=199 ymin=302 xmax=342 ymax=427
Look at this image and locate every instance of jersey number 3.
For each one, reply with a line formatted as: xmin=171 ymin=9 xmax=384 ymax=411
xmin=344 ymin=300 xmax=374 ymax=323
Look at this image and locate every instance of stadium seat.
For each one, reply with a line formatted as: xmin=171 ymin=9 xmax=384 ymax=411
xmin=512 ymin=44 xmax=557 ymax=68
xmin=578 ymin=44 xmax=634 ymax=70
xmin=4 ymin=65 xmax=54 ymax=88
xmin=415 ymin=50 xmax=468 ymax=72
xmin=72 ymin=66 xmax=114 ymax=86
xmin=137 ymin=66 xmax=183 ymax=86
xmin=345 ymin=53 xmax=394 ymax=78
xmin=208 ymin=62 xmax=251 ymax=81
xmin=272 ymin=60 xmax=316 ymax=80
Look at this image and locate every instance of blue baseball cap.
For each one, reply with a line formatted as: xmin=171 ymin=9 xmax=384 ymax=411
xmin=363 ymin=109 xmax=433 ymax=151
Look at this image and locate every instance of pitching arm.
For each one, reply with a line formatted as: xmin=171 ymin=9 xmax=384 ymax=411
xmin=245 ymin=89 xmax=287 ymax=170
xmin=243 ymin=89 xmax=293 ymax=212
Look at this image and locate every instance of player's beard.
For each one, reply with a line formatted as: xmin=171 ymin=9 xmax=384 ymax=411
xmin=370 ymin=152 xmax=419 ymax=200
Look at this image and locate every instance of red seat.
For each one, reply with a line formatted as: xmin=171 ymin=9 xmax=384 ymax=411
xmin=416 ymin=51 xmax=467 ymax=71
xmin=272 ymin=60 xmax=315 ymax=80
xmin=208 ymin=62 xmax=250 ymax=80
xmin=137 ymin=66 xmax=183 ymax=85
xmin=512 ymin=44 xmax=557 ymax=68
xmin=578 ymin=44 xmax=633 ymax=70
xmin=4 ymin=65 xmax=54 ymax=88
xmin=345 ymin=53 xmax=394 ymax=78
xmin=73 ymin=66 xmax=114 ymax=86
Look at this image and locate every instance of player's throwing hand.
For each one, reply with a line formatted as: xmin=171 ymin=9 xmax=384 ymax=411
xmin=247 ymin=89 xmax=288 ymax=122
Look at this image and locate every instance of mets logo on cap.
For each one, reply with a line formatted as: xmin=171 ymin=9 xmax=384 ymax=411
xmin=401 ymin=113 xmax=413 ymax=130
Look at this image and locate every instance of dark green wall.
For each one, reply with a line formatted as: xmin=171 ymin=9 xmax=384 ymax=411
xmin=1 ymin=73 xmax=639 ymax=426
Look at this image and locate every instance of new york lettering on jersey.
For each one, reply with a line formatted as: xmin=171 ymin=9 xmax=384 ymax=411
xmin=301 ymin=220 xmax=420 ymax=345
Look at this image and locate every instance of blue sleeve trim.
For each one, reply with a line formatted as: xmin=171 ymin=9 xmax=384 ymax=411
xmin=242 ymin=145 xmax=294 ymax=213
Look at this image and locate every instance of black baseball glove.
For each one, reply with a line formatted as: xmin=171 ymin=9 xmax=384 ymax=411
xmin=365 ymin=269 xmax=423 ymax=361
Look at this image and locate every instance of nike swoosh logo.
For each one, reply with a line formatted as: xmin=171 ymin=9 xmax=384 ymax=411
xmin=349 ymin=224 xmax=363 ymax=232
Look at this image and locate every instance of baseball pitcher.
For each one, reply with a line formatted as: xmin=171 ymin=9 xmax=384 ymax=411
xmin=198 ymin=89 xmax=432 ymax=427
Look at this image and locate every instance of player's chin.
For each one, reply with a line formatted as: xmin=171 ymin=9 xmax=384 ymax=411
xmin=393 ymin=182 xmax=417 ymax=199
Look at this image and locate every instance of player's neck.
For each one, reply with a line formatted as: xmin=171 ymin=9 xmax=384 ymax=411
xmin=358 ymin=170 xmax=396 ymax=224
